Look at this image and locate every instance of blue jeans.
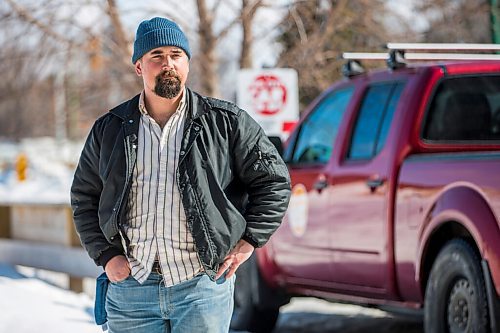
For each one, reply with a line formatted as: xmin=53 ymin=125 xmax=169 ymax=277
xmin=105 ymin=272 xmax=234 ymax=333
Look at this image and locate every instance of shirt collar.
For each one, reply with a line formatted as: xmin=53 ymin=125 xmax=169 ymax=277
xmin=138 ymin=87 xmax=187 ymax=116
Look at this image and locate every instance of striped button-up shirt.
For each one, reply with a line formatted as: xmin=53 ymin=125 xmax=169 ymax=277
xmin=123 ymin=88 xmax=203 ymax=285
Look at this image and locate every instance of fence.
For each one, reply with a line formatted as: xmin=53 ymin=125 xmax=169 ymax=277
xmin=0 ymin=204 xmax=101 ymax=292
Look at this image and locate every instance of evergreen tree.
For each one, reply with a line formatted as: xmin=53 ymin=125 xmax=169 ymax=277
xmin=276 ymin=0 xmax=396 ymax=107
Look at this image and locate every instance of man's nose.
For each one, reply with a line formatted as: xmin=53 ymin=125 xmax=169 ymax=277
xmin=161 ymin=57 xmax=174 ymax=69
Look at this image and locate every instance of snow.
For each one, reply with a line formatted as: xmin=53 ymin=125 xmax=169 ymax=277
xmin=0 ymin=138 xmax=82 ymax=205
xmin=0 ymin=138 xmax=101 ymax=331
xmin=0 ymin=264 xmax=100 ymax=333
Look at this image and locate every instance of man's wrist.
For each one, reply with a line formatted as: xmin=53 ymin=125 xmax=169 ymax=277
xmin=241 ymin=234 xmax=258 ymax=248
xmin=99 ymin=248 xmax=125 ymax=268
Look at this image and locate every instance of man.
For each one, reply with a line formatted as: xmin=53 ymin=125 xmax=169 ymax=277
xmin=70 ymin=17 xmax=291 ymax=333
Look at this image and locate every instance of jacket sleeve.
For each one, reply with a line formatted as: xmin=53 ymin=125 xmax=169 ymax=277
xmin=70 ymin=119 xmax=123 ymax=267
xmin=231 ymin=110 xmax=291 ymax=248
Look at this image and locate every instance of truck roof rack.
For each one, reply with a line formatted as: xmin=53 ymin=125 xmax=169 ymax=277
xmin=341 ymin=43 xmax=500 ymax=77
xmin=387 ymin=43 xmax=500 ymax=51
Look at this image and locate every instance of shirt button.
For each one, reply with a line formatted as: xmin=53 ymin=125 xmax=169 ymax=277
xmin=110 ymin=236 xmax=114 ymax=240
xmin=129 ymin=120 xmax=134 ymax=123
xmin=194 ymin=126 xmax=200 ymax=131
xmin=180 ymin=151 xmax=185 ymax=155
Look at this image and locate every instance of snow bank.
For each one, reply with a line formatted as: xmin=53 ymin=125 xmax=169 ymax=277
xmin=0 ymin=264 xmax=100 ymax=333
xmin=0 ymin=138 xmax=83 ymax=205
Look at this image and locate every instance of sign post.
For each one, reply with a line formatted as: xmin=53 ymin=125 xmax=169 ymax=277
xmin=237 ymin=68 xmax=299 ymax=139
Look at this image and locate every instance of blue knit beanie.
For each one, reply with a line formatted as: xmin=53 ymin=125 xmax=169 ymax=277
xmin=132 ymin=17 xmax=191 ymax=64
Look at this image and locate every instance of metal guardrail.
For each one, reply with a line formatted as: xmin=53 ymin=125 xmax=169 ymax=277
xmin=0 ymin=238 xmax=101 ymax=278
xmin=0 ymin=204 xmax=102 ymax=291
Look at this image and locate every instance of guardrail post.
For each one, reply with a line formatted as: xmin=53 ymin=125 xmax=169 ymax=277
xmin=69 ymin=276 xmax=84 ymax=293
xmin=66 ymin=206 xmax=86 ymax=292
xmin=66 ymin=206 xmax=81 ymax=247
xmin=0 ymin=205 xmax=11 ymax=238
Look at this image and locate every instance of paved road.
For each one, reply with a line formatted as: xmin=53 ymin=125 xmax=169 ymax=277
xmin=236 ymin=297 xmax=424 ymax=333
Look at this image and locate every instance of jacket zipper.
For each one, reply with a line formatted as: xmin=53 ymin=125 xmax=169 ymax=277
xmin=176 ymin=123 xmax=216 ymax=274
xmin=111 ymin=134 xmax=137 ymax=241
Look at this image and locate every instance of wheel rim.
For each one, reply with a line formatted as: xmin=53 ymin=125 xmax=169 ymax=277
xmin=447 ymin=278 xmax=472 ymax=333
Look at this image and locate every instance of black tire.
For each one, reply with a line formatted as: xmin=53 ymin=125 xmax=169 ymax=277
xmin=231 ymin=254 xmax=282 ymax=333
xmin=424 ymin=239 xmax=489 ymax=333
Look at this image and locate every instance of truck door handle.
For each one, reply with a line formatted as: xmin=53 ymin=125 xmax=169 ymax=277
xmin=366 ymin=178 xmax=384 ymax=192
xmin=313 ymin=178 xmax=328 ymax=191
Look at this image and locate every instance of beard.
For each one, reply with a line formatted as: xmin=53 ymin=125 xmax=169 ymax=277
xmin=154 ymin=70 xmax=182 ymax=99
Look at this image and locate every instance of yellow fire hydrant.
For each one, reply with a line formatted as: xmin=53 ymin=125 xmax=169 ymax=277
xmin=16 ymin=153 xmax=28 ymax=182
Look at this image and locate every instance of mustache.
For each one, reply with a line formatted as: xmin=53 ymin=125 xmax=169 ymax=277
xmin=158 ymin=69 xmax=178 ymax=79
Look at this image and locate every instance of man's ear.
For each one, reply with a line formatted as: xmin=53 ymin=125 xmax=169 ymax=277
xmin=135 ymin=61 xmax=142 ymax=76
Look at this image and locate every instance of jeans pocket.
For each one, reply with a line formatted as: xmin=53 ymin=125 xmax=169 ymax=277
xmin=110 ymin=275 xmax=131 ymax=285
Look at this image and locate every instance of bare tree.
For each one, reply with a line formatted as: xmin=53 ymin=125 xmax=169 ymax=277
xmin=415 ymin=0 xmax=492 ymax=43
xmin=192 ymin=0 xmax=267 ymax=96
xmin=1 ymin=0 xmax=142 ymax=139
xmin=196 ymin=0 xmax=220 ymax=97
xmin=240 ymin=0 xmax=264 ymax=68
xmin=0 ymin=0 xmax=278 ymax=139
xmin=0 ymin=1 xmax=61 ymax=139
xmin=106 ymin=0 xmax=130 ymax=61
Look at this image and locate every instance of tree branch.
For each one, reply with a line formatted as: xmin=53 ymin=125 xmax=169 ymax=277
xmin=5 ymin=0 xmax=72 ymax=46
xmin=106 ymin=0 xmax=131 ymax=59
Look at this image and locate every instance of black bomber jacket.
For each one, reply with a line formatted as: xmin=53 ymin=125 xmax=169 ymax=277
xmin=70 ymin=88 xmax=291 ymax=280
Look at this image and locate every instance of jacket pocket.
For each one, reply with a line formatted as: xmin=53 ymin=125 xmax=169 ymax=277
xmin=251 ymin=144 xmax=277 ymax=178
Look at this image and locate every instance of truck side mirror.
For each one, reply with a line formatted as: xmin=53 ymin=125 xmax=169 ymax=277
xmin=268 ymin=136 xmax=284 ymax=157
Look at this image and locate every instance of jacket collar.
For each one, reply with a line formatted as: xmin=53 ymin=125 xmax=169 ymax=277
xmin=185 ymin=87 xmax=209 ymax=122
xmin=109 ymin=94 xmax=140 ymax=120
xmin=109 ymin=87 xmax=210 ymax=122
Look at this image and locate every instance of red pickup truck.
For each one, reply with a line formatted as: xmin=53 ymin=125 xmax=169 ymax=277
xmin=231 ymin=50 xmax=500 ymax=333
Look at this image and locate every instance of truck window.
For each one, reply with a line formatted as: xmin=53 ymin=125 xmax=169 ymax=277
xmin=286 ymin=87 xmax=354 ymax=164
xmin=347 ymin=82 xmax=405 ymax=160
xmin=423 ymin=75 xmax=500 ymax=142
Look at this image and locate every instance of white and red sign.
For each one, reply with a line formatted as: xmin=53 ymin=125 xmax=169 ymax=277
xmin=237 ymin=68 xmax=299 ymax=139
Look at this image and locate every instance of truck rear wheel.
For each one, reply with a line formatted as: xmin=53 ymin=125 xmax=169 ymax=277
xmin=424 ymin=239 xmax=489 ymax=333
xmin=231 ymin=253 xmax=283 ymax=333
